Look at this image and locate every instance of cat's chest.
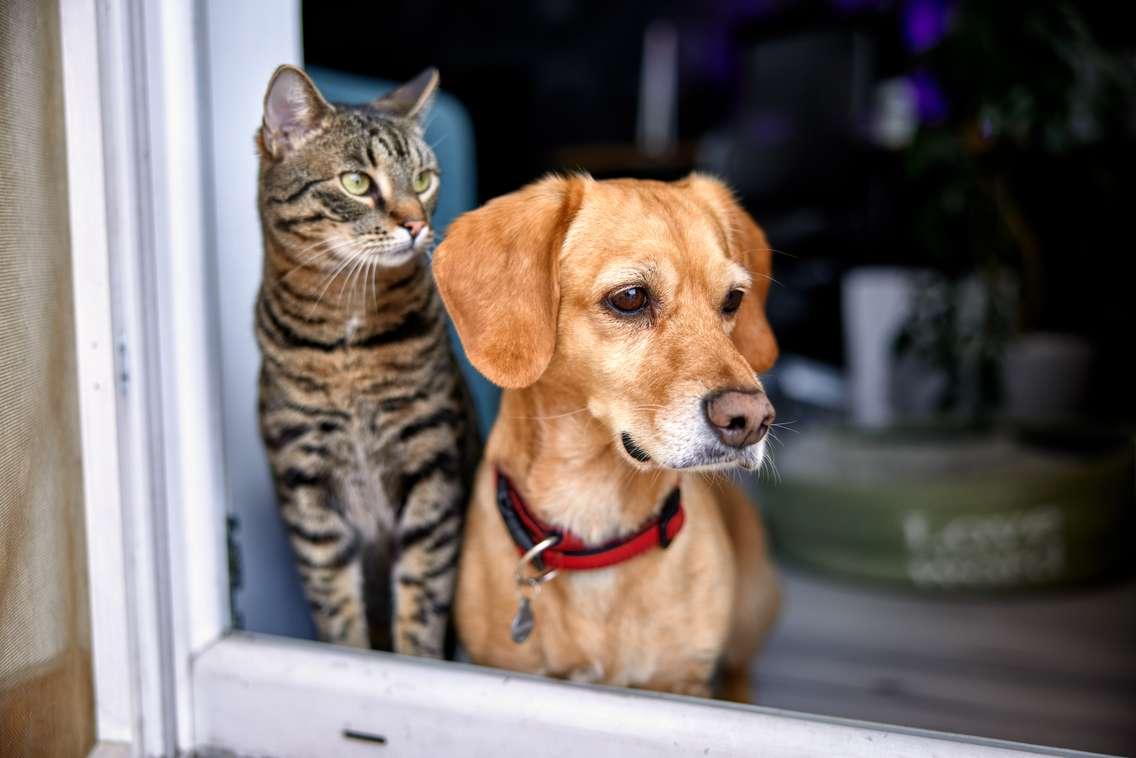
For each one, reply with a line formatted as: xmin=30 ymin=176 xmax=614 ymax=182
xmin=344 ymin=314 xmax=365 ymax=342
xmin=320 ymin=333 xmax=407 ymax=405
xmin=326 ymin=401 xmax=392 ymax=462
xmin=329 ymin=415 xmax=398 ymax=534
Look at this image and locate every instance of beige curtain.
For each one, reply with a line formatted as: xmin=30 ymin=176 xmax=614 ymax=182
xmin=0 ymin=1 xmax=95 ymax=756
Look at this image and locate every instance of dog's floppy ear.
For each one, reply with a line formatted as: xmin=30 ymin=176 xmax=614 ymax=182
xmin=680 ymin=174 xmax=779 ymax=373
xmin=433 ymin=175 xmax=585 ymax=388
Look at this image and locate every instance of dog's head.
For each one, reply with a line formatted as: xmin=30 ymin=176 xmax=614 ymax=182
xmin=433 ymin=173 xmax=777 ymax=471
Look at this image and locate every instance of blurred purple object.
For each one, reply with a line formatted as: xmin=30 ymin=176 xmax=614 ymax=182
xmin=682 ymin=25 xmax=733 ymax=82
xmin=979 ymin=113 xmax=995 ymax=139
xmin=832 ymin=0 xmax=884 ymax=13
xmin=910 ymin=69 xmax=948 ymax=123
xmin=903 ymin=0 xmax=953 ymax=53
xmin=745 ymin=111 xmax=794 ymax=145
xmin=710 ymin=0 xmax=784 ymax=20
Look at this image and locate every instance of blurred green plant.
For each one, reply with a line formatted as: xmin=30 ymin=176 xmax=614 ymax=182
xmin=895 ymin=1 xmax=1135 ymax=420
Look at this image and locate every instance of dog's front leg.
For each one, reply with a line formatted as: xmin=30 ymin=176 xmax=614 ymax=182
xmin=638 ymin=658 xmax=716 ymax=698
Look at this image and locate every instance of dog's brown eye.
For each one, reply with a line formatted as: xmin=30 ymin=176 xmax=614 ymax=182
xmin=722 ymin=289 xmax=745 ymax=315
xmin=606 ymin=286 xmax=649 ymax=315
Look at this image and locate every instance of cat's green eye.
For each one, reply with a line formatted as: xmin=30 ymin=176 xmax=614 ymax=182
xmin=340 ymin=172 xmax=372 ymax=196
xmin=413 ymin=169 xmax=435 ymax=194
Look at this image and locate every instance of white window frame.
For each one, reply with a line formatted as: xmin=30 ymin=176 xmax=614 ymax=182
xmin=57 ymin=0 xmax=1093 ymax=755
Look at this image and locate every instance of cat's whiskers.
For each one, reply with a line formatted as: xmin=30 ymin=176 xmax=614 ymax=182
xmin=308 ymin=242 xmax=367 ymax=318
xmin=355 ymin=250 xmax=376 ymax=309
xmin=337 ymin=250 xmax=362 ymax=310
xmin=359 ymin=246 xmax=385 ymax=311
xmin=359 ymin=255 xmax=371 ymax=311
xmin=293 ymin=235 xmax=344 ymax=258
xmin=350 ymin=248 xmax=371 ymax=309
xmin=275 ymin=241 xmax=337 ymax=283
xmin=276 ymin=237 xmax=359 ymax=287
xmin=360 ymin=246 xmax=385 ymax=310
xmin=342 ymin=246 xmax=373 ymax=312
xmin=286 ymin=235 xmax=354 ymax=267
xmin=367 ymin=256 xmax=379 ymax=309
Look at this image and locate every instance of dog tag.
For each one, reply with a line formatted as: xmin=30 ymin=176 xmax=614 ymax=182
xmin=510 ymin=595 xmax=534 ymax=643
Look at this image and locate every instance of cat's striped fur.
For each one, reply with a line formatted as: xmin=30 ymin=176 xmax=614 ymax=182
xmin=254 ymin=65 xmax=476 ymax=657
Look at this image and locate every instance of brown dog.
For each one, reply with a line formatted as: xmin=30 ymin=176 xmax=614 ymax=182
xmin=432 ymin=173 xmax=780 ymax=701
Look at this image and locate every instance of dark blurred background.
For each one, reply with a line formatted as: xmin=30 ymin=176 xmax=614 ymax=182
xmin=306 ymin=0 xmax=1136 ymax=420
xmin=303 ymin=2 xmax=1136 ymax=752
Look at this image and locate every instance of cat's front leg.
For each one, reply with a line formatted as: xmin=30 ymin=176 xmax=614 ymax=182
xmin=276 ymin=476 xmax=370 ymax=648
xmin=391 ymin=461 xmax=465 ymax=658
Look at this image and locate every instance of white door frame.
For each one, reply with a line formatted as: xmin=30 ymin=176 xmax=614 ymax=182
xmin=57 ymin=0 xmax=1099 ymax=755
xmin=61 ymin=0 xmax=226 ymax=752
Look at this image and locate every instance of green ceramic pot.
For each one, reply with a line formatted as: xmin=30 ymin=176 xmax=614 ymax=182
xmin=758 ymin=425 xmax=1135 ymax=591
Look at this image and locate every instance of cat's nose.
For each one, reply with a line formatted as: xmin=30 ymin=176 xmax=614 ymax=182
xmin=403 ymin=220 xmax=427 ymax=238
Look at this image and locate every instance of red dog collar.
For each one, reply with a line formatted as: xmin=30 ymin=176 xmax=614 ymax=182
xmin=495 ymin=468 xmax=685 ymax=571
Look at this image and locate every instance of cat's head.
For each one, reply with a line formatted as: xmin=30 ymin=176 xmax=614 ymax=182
xmin=257 ymin=65 xmax=441 ymax=269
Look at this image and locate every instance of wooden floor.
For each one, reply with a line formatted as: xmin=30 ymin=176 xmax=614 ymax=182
xmin=752 ymin=566 xmax=1136 ymax=756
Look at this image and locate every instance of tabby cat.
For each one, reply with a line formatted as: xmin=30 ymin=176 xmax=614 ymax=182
xmin=254 ymin=65 xmax=475 ymax=657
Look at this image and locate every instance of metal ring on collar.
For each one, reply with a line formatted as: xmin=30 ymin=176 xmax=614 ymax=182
xmin=514 ymin=535 xmax=561 ymax=589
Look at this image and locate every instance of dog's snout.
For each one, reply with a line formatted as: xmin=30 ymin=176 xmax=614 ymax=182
xmin=703 ymin=390 xmax=774 ymax=449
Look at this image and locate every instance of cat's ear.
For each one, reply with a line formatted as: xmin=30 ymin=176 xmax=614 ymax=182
xmin=432 ymin=175 xmax=586 ymax=388
xmin=372 ymin=67 xmax=439 ymax=125
xmin=260 ymin=65 xmax=333 ymax=159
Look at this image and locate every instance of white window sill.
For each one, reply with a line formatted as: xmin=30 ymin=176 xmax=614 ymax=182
xmin=191 ymin=632 xmax=1074 ymax=758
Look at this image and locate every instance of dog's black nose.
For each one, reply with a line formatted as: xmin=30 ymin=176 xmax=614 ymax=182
xmin=703 ymin=390 xmax=774 ymax=448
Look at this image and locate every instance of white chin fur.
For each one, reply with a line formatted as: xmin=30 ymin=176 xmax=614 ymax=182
xmin=370 ymin=229 xmax=432 ymax=267
xmin=375 ymin=245 xmax=420 ymax=267
xmin=637 ymin=397 xmax=769 ymax=471
xmin=374 ymin=227 xmax=431 ymax=267
xmin=622 ymin=432 xmax=767 ymax=473
xmin=332 ymin=227 xmax=433 ymax=269
xmin=413 ymin=228 xmax=434 ymax=252
xmin=671 ymin=437 xmax=766 ymax=472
